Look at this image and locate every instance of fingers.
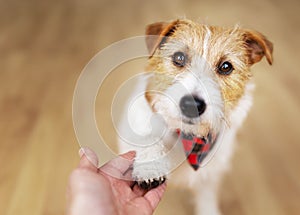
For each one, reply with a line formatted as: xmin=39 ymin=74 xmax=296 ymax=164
xmin=99 ymin=151 xmax=136 ymax=181
xmin=77 ymin=148 xmax=136 ymax=183
xmin=144 ymin=182 xmax=167 ymax=210
xmin=78 ymin=147 xmax=99 ymax=172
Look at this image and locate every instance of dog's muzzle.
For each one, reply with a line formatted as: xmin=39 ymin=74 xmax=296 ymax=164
xmin=176 ymin=129 xmax=218 ymax=170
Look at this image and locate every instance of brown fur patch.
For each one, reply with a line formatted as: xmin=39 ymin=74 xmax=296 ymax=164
xmin=145 ymin=20 xmax=180 ymax=57
xmin=243 ymin=30 xmax=273 ymax=65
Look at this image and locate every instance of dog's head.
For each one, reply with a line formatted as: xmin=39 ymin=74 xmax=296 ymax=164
xmin=144 ymin=19 xmax=273 ymax=138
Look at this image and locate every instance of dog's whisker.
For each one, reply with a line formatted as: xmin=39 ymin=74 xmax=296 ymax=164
xmin=221 ymin=116 xmax=230 ymax=128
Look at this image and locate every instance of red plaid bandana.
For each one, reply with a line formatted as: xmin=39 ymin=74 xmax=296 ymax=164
xmin=176 ymin=129 xmax=218 ymax=170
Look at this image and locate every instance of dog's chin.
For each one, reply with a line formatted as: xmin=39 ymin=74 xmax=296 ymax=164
xmin=182 ymin=122 xmax=211 ymax=138
xmin=182 ymin=118 xmax=195 ymax=125
xmin=158 ymin=112 xmax=219 ymax=139
xmin=163 ymin=116 xmax=213 ymax=139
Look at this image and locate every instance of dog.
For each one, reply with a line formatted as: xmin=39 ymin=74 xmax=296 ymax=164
xmin=118 ymin=19 xmax=273 ymax=215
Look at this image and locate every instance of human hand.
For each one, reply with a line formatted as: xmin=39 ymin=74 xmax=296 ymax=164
xmin=67 ymin=148 xmax=167 ymax=215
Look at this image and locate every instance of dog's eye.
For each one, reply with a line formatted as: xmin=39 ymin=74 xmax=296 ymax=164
xmin=217 ymin=61 xmax=234 ymax=75
xmin=172 ymin=52 xmax=186 ymax=67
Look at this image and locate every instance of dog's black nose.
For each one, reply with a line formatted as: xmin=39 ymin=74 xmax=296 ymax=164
xmin=179 ymin=95 xmax=206 ymax=118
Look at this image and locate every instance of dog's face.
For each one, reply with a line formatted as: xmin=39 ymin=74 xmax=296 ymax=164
xmin=144 ymin=19 xmax=273 ymax=138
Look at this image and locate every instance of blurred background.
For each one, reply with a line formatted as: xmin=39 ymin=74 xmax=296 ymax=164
xmin=0 ymin=0 xmax=299 ymax=214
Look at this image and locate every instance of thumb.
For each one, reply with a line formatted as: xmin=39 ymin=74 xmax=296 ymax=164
xmin=99 ymin=151 xmax=136 ymax=180
xmin=78 ymin=147 xmax=99 ymax=172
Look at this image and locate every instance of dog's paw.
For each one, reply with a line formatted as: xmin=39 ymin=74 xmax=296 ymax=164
xmin=132 ymin=159 xmax=168 ymax=181
xmin=137 ymin=176 xmax=166 ymax=190
xmin=130 ymin=141 xmax=170 ymax=189
xmin=131 ymin=153 xmax=169 ymax=190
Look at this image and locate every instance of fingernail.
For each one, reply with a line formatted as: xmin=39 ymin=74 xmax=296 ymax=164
xmin=78 ymin=147 xmax=99 ymax=167
xmin=121 ymin=151 xmax=136 ymax=160
xmin=78 ymin=148 xmax=85 ymax=158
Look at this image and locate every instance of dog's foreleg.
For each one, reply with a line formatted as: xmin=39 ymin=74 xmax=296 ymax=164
xmin=118 ymin=91 xmax=171 ymax=189
xmin=194 ymin=181 xmax=222 ymax=215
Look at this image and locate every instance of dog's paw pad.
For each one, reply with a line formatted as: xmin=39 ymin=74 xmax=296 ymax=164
xmin=137 ymin=176 xmax=166 ymax=190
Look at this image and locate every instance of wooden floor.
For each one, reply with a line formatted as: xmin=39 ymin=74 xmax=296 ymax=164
xmin=0 ymin=0 xmax=299 ymax=214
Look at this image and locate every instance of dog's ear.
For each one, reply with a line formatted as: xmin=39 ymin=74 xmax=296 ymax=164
xmin=145 ymin=20 xmax=179 ymax=56
xmin=243 ymin=30 xmax=273 ymax=65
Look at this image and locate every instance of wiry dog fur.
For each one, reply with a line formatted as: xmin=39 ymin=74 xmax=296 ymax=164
xmin=118 ymin=19 xmax=273 ymax=215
